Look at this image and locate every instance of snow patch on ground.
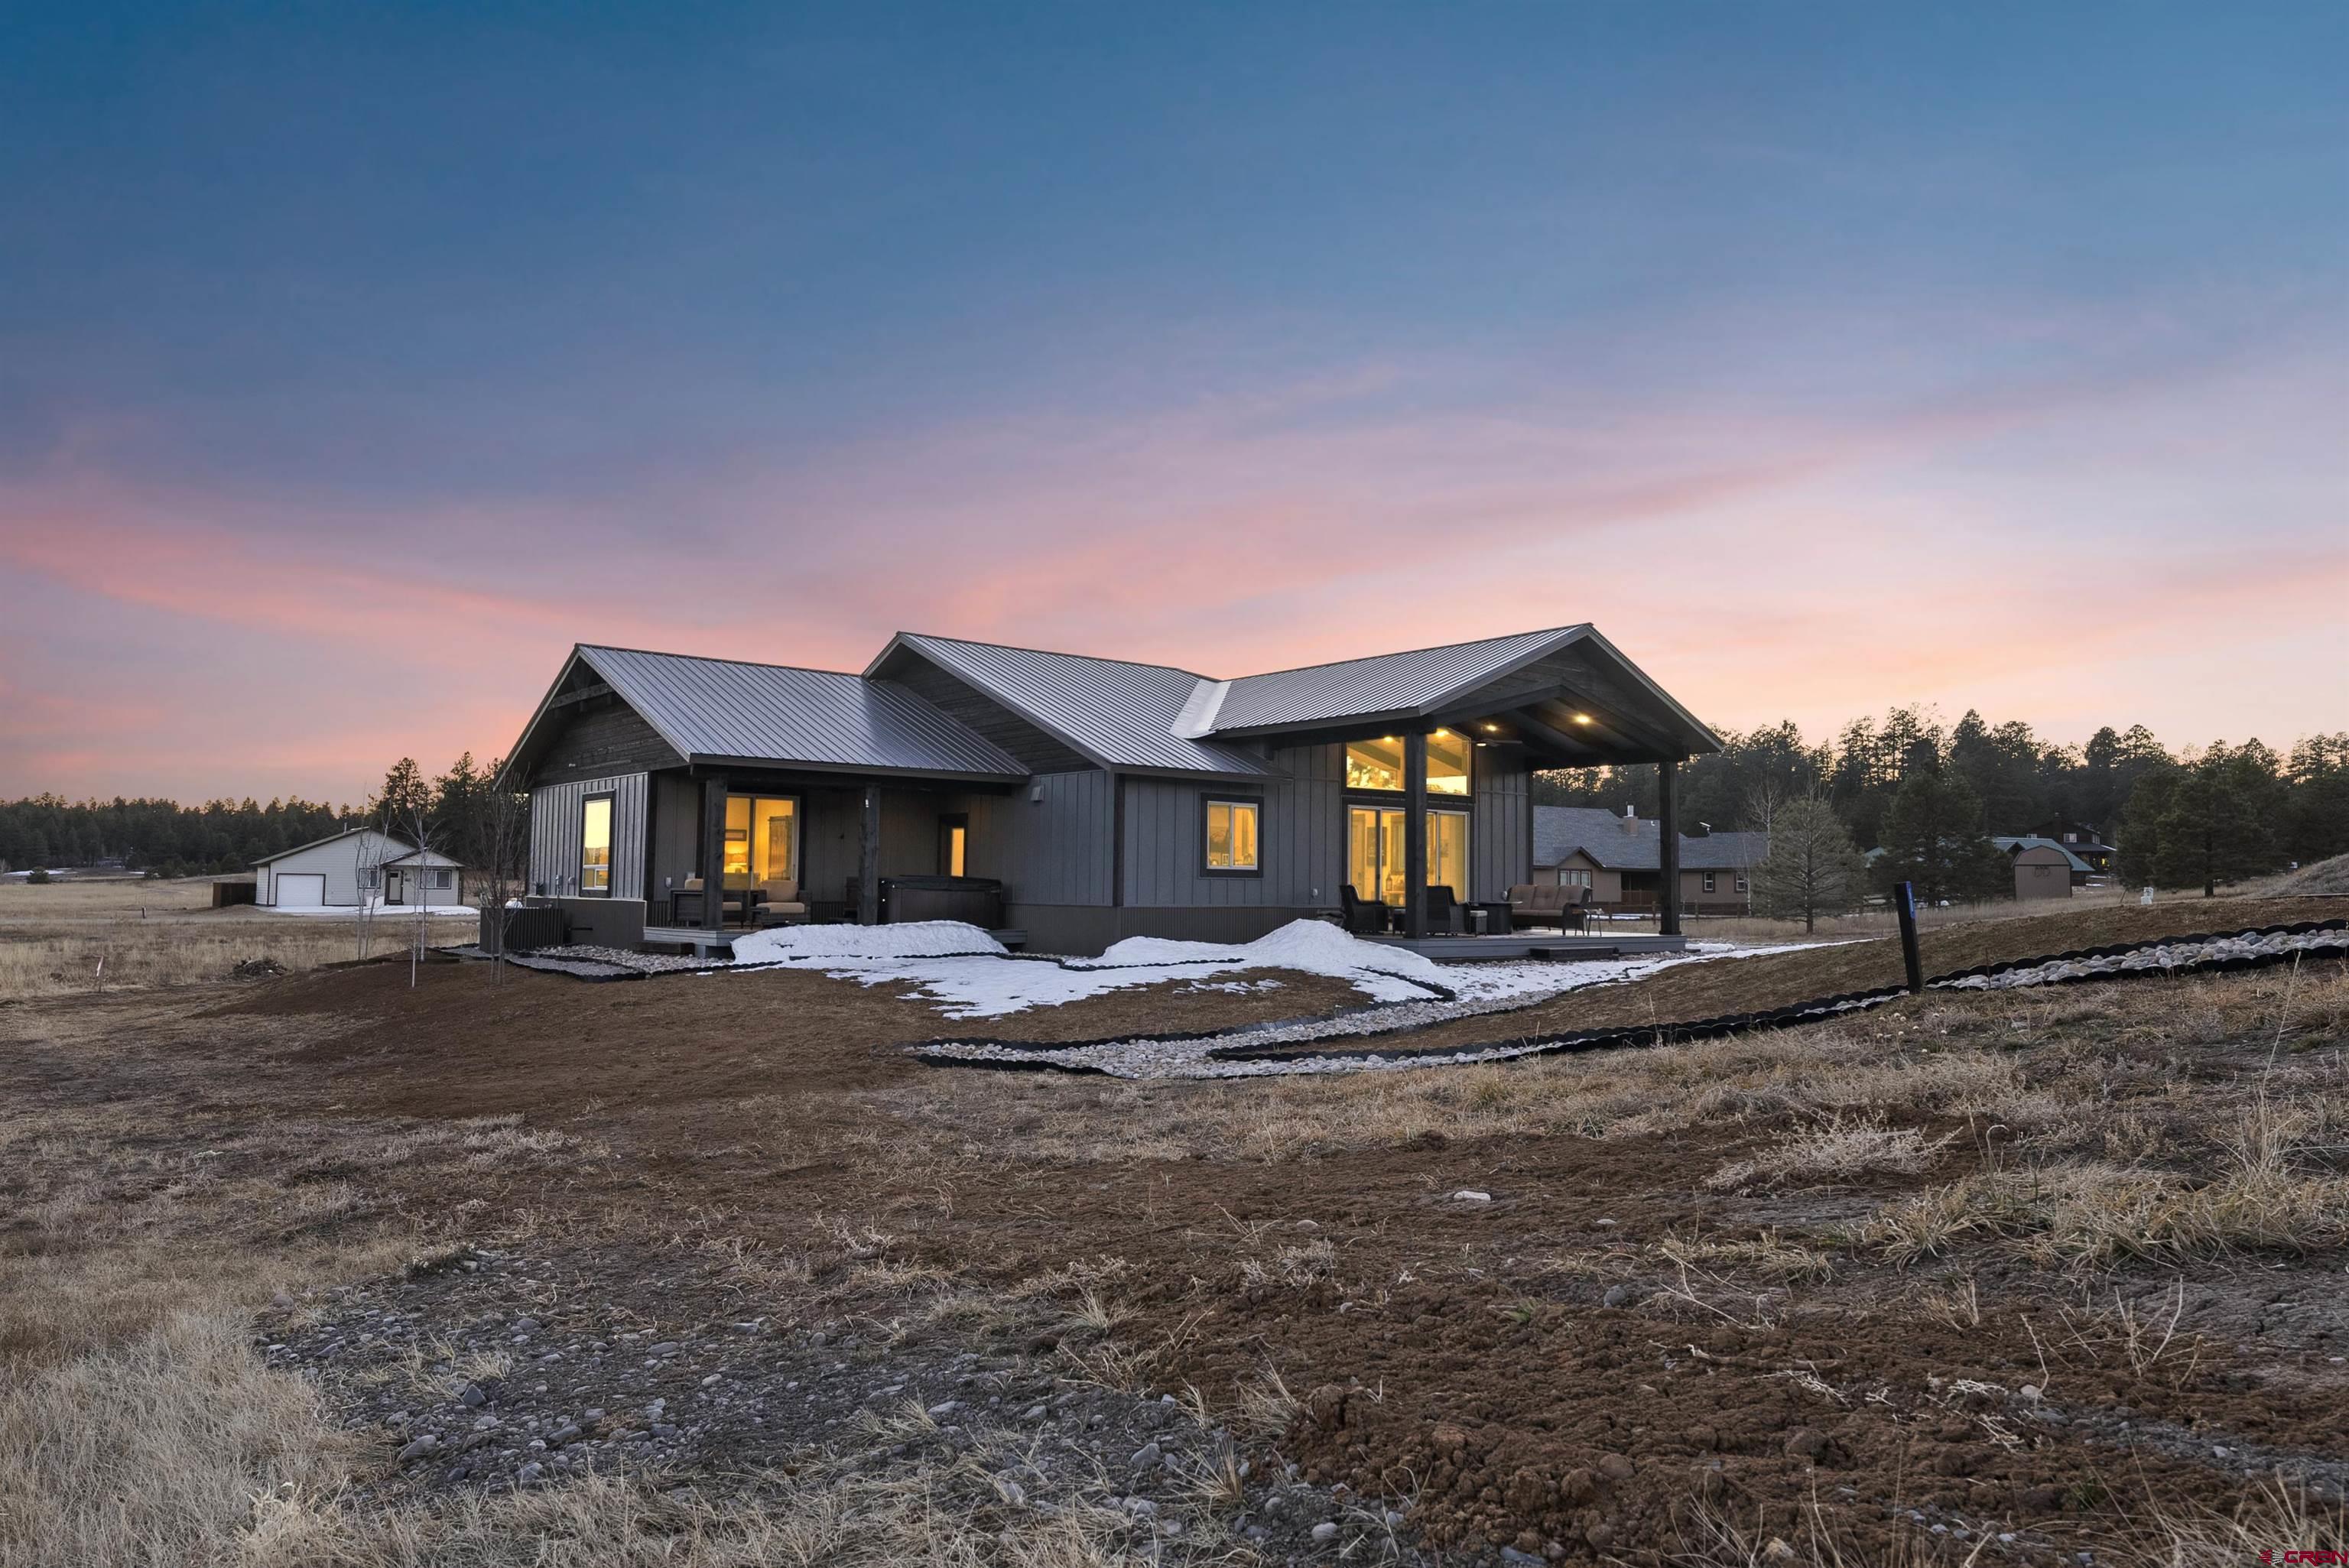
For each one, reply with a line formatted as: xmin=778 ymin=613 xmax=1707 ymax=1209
xmin=724 ymin=917 xmax=1453 ymax=1018
xmin=716 ymin=915 xmax=1821 ymax=1026
xmin=731 ymin=920 xmax=1009 ymax=963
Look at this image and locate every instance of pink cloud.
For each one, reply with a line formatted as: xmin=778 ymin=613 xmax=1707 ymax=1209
xmin=3 ymin=337 xmax=2341 ymax=803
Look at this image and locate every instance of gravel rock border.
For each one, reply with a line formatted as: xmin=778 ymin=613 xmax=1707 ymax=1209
xmin=915 ymin=922 xmax=2347 ymax=1080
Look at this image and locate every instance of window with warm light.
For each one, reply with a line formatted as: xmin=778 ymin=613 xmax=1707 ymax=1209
xmin=1204 ymin=798 xmax=1260 ymax=873
xmin=722 ymin=796 xmax=799 ymax=891
xmin=1344 ymin=732 xmax=1470 ymax=795
xmin=580 ymin=794 xmax=612 ymax=895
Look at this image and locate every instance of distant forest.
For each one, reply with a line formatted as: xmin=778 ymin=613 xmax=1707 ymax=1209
xmin=4 ymin=709 xmax=2344 ymax=898
xmin=1536 ymin=707 xmax=2348 ymax=897
xmin=0 ymin=754 xmax=522 ymax=880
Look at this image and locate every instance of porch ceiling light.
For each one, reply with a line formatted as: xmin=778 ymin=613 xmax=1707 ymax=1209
xmin=1572 ymin=713 xmax=1594 ymax=725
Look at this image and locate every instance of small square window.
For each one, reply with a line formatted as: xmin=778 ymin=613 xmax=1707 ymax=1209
xmin=1204 ymin=798 xmax=1261 ymax=873
xmin=1701 ymin=872 xmax=1717 ymax=894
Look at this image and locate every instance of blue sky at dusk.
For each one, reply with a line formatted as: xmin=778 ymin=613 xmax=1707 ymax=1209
xmin=3 ymin=2 xmax=2343 ymax=802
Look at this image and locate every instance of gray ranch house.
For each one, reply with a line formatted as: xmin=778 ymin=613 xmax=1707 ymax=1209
xmin=499 ymin=625 xmax=1719 ymax=956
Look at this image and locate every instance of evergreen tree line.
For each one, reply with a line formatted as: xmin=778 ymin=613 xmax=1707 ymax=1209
xmin=1535 ymin=709 xmax=2348 ymax=906
xmin=0 ymin=754 xmax=531 ymax=882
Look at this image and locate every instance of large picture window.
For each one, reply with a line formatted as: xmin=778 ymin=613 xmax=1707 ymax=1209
xmin=1203 ymin=797 xmax=1261 ymax=874
xmin=580 ymin=794 xmax=613 ymax=895
xmin=1343 ymin=731 xmax=1470 ymax=796
xmin=1346 ymin=806 xmax=1468 ymax=903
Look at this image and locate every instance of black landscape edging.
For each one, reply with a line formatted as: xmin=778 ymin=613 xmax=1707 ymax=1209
xmin=1207 ymin=920 xmax=2346 ymax=1068
xmin=918 ymin=920 xmax=2346 ymax=1076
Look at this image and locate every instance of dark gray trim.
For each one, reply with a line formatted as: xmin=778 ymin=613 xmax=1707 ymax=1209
xmin=1198 ymin=793 xmax=1265 ymax=878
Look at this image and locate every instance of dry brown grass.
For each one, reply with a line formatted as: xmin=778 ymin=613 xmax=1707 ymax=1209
xmin=0 ymin=877 xmax=475 ymax=998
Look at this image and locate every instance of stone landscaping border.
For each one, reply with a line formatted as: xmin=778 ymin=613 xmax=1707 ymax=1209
xmin=912 ymin=920 xmax=2347 ymax=1079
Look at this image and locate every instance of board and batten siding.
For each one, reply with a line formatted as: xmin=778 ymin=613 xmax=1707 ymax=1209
xmin=1120 ymin=745 xmax=1343 ymax=909
xmin=951 ymin=768 xmax=1116 ymax=907
xmin=530 ymin=772 xmax=648 ymax=901
xmin=1470 ymin=746 xmax=1532 ymax=902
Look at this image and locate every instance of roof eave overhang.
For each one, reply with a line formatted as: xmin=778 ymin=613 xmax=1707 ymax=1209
xmin=1202 ymin=625 xmax=1720 ymax=762
xmin=496 ymin=644 xmax=700 ymax=791
xmin=686 ymin=754 xmax=1030 ymax=786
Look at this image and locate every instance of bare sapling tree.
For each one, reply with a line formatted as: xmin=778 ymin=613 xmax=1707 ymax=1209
xmin=478 ymin=757 xmax=531 ymax=985
xmin=1750 ymin=793 xmax=1866 ymax=933
xmin=1741 ymin=775 xmax=1789 ymax=917
xmin=393 ymin=791 xmax=437 ymax=989
xmin=353 ymin=832 xmax=388 ymax=961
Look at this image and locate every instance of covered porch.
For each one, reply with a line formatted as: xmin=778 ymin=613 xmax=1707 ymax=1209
xmin=1245 ymin=634 xmax=1719 ymax=947
xmin=637 ymin=767 xmax=1019 ymax=953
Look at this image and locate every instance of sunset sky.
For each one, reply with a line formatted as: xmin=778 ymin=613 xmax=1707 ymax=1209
xmin=3 ymin=3 xmax=2344 ymax=806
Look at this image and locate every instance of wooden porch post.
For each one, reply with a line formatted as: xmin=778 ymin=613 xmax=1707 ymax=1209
xmin=857 ymin=784 xmax=882 ymax=925
xmin=1658 ymin=757 xmax=1682 ymax=937
xmin=1402 ymin=732 xmax=1428 ymax=939
xmin=699 ymin=775 xmax=728 ymax=930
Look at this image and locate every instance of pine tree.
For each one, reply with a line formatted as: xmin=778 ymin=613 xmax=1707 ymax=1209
xmin=374 ymin=758 xmax=432 ymax=837
xmin=2120 ymin=745 xmax=2286 ymax=895
xmin=1749 ymin=796 xmax=1865 ymax=932
xmin=1876 ymin=768 xmax=2006 ymax=903
xmin=2285 ymin=734 xmax=2349 ymax=865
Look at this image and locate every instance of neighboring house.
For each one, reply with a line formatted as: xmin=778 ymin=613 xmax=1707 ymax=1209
xmin=252 ymin=827 xmax=411 ymax=908
xmin=1532 ymin=805 xmax=1767 ymax=914
xmin=2029 ymin=820 xmax=2117 ymax=875
xmin=499 ymin=625 xmax=1721 ymax=955
xmin=382 ymin=848 xmax=467 ymax=908
xmin=1993 ymin=835 xmax=2094 ymax=898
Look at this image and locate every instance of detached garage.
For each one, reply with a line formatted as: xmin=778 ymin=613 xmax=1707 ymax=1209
xmin=252 ymin=827 xmax=431 ymax=909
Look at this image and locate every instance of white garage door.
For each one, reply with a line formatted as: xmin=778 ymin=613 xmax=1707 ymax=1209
xmin=276 ymin=873 xmax=326 ymax=909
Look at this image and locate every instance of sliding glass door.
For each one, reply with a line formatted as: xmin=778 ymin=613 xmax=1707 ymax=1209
xmin=1346 ymin=806 xmax=1467 ymax=904
xmin=721 ymin=796 xmax=800 ymax=893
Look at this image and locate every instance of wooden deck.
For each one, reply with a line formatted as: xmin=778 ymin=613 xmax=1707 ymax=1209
xmin=639 ymin=924 xmax=1030 ymax=957
xmin=1362 ymin=931 xmax=1688 ymax=961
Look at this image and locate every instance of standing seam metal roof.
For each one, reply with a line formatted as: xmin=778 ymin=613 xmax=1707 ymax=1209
xmin=576 ymin=645 xmax=1026 ymax=777
xmin=1208 ymin=626 xmax=1588 ymax=731
xmin=876 ymin=635 xmax=1282 ymax=776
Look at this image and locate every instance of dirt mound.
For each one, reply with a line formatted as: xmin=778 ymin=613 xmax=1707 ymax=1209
xmin=2275 ymin=853 xmax=2349 ymax=896
xmin=208 ymin=959 xmax=1370 ymax=1118
xmin=1261 ymin=896 xmax=2344 ymax=1060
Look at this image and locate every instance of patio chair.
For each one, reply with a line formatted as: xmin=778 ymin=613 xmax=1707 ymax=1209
xmin=1422 ymin=885 xmax=1464 ymax=935
xmin=751 ymin=878 xmax=810 ymax=927
xmin=1339 ymin=885 xmax=1389 ymax=935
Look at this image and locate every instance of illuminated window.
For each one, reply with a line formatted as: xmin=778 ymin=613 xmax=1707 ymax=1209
xmin=580 ymin=794 xmax=612 ymax=895
xmin=1346 ymin=807 xmax=1468 ymax=901
xmin=723 ymin=796 xmax=799 ymax=891
xmin=1204 ymin=798 xmax=1261 ymax=873
xmin=1344 ymin=732 xmax=1468 ymax=794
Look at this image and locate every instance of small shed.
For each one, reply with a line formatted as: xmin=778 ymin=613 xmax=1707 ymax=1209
xmin=252 ymin=827 xmax=413 ymax=908
xmin=1994 ymin=836 xmax=2092 ymax=901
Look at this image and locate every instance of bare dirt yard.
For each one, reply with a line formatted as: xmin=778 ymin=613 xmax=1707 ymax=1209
xmin=2 ymin=894 xmax=2344 ymax=1566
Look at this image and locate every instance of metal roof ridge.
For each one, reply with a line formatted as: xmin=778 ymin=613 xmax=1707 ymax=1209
xmin=577 ymin=642 xmax=866 ymax=680
xmin=889 ymin=630 xmax=1216 ymax=680
xmin=1224 ymin=623 xmax=1589 ymax=685
xmin=1170 ymin=678 xmax=1230 ymax=739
